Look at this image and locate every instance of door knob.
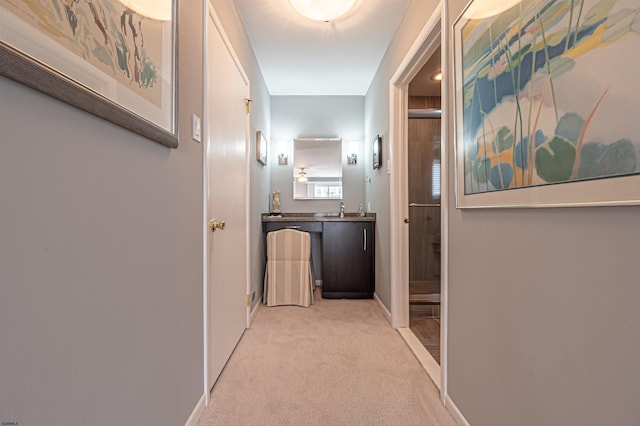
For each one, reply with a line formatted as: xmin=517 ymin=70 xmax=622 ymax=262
xmin=404 ymin=218 xmax=410 ymax=224
xmin=210 ymin=219 xmax=225 ymax=232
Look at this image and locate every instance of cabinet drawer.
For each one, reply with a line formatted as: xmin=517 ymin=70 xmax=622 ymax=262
xmin=264 ymin=221 xmax=322 ymax=233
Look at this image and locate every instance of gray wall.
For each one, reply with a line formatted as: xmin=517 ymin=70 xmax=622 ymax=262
xmin=367 ymin=0 xmax=640 ymax=424
xmin=0 ymin=2 xmax=204 ymax=425
xmin=0 ymin=1 xmax=272 ymax=424
xmin=444 ymin=0 xmax=640 ymax=424
xmin=364 ymin=0 xmax=439 ymax=310
xmin=270 ymin=96 xmax=365 ymax=214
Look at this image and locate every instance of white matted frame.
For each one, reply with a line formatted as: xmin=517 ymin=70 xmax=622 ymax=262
xmin=453 ymin=0 xmax=640 ymax=208
xmin=0 ymin=0 xmax=178 ymax=148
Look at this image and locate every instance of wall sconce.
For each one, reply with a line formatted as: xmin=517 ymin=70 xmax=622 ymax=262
xmin=278 ymin=153 xmax=288 ymax=165
xmin=347 ymin=153 xmax=357 ymax=165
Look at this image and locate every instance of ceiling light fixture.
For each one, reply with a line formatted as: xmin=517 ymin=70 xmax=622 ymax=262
xmin=119 ymin=0 xmax=172 ymax=21
xmin=432 ymin=71 xmax=442 ymax=81
xmin=296 ymin=168 xmax=309 ymax=182
xmin=463 ymin=0 xmax=521 ymax=19
xmin=288 ymin=0 xmax=357 ymax=22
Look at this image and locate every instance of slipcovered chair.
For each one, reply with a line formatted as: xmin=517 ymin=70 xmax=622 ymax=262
xmin=263 ymin=229 xmax=315 ymax=307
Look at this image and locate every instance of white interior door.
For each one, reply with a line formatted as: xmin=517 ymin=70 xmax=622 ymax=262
xmin=205 ymin=7 xmax=249 ymax=390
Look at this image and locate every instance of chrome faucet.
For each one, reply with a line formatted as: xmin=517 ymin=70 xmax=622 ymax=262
xmin=339 ymin=202 xmax=345 ymax=218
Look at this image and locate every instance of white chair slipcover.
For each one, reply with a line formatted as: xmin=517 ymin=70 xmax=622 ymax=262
xmin=264 ymin=229 xmax=314 ymax=307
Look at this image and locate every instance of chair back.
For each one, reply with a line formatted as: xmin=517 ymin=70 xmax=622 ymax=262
xmin=266 ymin=229 xmax=311 ymax=261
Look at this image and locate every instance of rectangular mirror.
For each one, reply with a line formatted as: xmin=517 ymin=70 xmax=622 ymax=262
xmin=293 ymin=138 xmax=342 ymax=200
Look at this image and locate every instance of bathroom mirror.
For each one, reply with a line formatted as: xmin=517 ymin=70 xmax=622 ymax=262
xmin=293 ymin=138 xmax=343 ymax=200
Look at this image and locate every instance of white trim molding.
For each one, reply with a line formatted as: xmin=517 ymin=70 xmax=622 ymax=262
xmin=374 ymin=292 xmax=392 ymax=325
xmin=184 ymin=392 xmax=207 ymax=426
xmin=388 ymin=0 xmax=450 ymax=409
xmin=439 ymin=0 xmax=450 ymax=403
xmin=249 ymin=299 xmax=261 ymax=326
xmin=201 ymin=0 xmax=209 ymax=404
xmin=445 ymin=394 xmax=471 ymax=426
xmin=389 ymin=0 xmax=443 ymax=329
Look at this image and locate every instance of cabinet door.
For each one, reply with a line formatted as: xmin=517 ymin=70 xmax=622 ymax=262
xmin=322 ymin=222 xmax=374 ymax=298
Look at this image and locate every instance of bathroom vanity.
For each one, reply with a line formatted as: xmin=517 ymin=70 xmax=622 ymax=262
xmin=262 ymin=213 xmax=375 ymax=299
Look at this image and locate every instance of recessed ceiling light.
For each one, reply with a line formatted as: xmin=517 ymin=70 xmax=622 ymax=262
xmin=288 ymin=0 xmax=357 ymax=22
xmin=432 ymin=72 xmax=442 ymax=81
xmin=120 ymin=0 xmax=172 ymax=21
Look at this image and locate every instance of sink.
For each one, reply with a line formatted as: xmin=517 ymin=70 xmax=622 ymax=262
xmin=314 ymin=212 xmax=374 ymax=218
xmin=264 ymin=212 xmax=375 ymax=221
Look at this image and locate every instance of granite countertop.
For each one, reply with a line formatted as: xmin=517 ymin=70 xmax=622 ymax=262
xmin=262 ymin=212 xmax=376 ymax=222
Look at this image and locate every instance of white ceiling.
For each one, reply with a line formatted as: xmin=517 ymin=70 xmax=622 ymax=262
xmin=234 ymin=0 xmax=411 ymax=96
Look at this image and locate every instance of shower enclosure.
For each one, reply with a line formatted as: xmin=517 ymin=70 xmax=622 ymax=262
xmin=408 ymin=96 xmax=441 ymax=363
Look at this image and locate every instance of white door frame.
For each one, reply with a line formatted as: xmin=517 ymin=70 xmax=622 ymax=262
xmin=388 ymin=1 xmax=449 ymax=402
xmin=202 ymin=1 xmax=252 ymax=402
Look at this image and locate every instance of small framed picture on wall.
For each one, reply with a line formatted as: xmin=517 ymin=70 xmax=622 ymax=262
xmin=256 ymin=130 xmax=267 ymax=165
xmin=372 ymin=135 xmax=382 ymax=169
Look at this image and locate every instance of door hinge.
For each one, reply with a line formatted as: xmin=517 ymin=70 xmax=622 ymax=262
xmin=246 ymin=294 xmax=251 ymax=307
xmin=244 ymin=98 xmax=252 ymax=113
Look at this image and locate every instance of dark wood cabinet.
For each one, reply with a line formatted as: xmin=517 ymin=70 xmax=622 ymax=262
xmin=262 ymin=215 xmax=376 ymax=300
xmin=322 ymin=221 xmax=374 ymax=299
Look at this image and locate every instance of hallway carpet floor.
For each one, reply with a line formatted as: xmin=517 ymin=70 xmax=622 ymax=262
xmin=198 ymin=294 xmax=455 ymax=425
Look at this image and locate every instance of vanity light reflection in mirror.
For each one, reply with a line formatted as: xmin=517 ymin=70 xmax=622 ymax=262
xmin=293 ymin=138 xmax=342 ymax=200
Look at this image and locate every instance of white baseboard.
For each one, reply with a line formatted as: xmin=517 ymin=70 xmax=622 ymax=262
xmin=249 ymin=300 xmax=260 ymax=326
xmin=185 ymin=392 xmax=206 ymax=426
xmin=374 ymin=292 xmax=392 ymax=325
xmin=445 ymin=394 xmax=470 ymax=426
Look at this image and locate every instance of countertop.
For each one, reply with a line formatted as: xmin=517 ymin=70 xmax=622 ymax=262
xmin=262 ymin=212 xmax=376 ymax=222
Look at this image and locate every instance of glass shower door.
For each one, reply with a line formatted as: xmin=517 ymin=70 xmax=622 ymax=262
xmin=408 ymin=112 xmax=441 ymax=363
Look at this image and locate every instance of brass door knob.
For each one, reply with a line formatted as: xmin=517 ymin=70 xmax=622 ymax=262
xmin=210 ymin=219 xmax=226 ymax=232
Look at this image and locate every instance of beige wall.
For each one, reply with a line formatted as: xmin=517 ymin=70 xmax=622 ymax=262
xmin=367 ymin=1 xmax=640 ymax=424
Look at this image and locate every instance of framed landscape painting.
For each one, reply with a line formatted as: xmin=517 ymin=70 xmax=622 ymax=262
xmin=0 ymin=0 xmax=177 ymax=148
xmin=453 ymin=0 xmax=640 ymax=207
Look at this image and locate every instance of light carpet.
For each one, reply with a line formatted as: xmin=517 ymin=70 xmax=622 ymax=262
xmin=198 ymin=294 xmax=455 ymax=425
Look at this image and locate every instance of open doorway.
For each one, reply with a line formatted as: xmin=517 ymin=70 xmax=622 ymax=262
xmin=389 ymin=1 xmax=447 ymax=396
xmin=407 ymin=47 xmax=442 ymax=364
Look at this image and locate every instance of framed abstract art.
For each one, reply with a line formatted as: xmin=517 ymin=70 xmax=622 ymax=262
xmin=454 ymin=0 xmax=640 ymax=207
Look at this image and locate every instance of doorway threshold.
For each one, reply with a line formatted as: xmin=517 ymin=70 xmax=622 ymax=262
xmin=397 ymin=327 xmax=441 ymax=390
